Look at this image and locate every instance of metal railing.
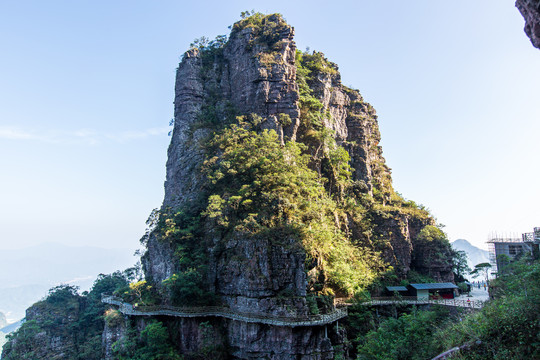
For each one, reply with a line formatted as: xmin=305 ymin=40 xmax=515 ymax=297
xmin=353 ymin=296 xmax=485 ymax=309
xmin=101 ymin=294 xmax=347 ymax=327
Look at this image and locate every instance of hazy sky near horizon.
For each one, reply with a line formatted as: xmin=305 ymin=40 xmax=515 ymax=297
xmin=1 ymin=1 xmax=538 ymax=254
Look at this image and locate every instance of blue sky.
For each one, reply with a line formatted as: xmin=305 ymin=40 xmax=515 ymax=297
xmin=0 ymin=1 xmax=538 ymax=254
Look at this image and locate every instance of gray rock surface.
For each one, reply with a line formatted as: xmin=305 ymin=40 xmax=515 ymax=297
xmin=516 ymin=0 xmax=540 ymax=48
xmin=102 ymin=315 xmax=128 ymax=360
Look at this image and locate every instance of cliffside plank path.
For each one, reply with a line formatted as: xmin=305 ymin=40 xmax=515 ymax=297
xmin=337 ymin=296 xmax=486 ymax=309
xmin=102 ymin=293 xmax=484 ymax=329
xmin=102 ymin=294 xmax=347 ymax=328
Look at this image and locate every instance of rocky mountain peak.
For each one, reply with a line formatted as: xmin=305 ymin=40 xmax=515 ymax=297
xmin=138 ymin=12 xmax=455 ymax=358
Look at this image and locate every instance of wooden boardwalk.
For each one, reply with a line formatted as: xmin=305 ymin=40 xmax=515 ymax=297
xmin=102 ymin=294 xmax=347 ymax=327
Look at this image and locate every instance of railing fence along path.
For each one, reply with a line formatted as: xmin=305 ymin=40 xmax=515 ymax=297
xmin=101 ymin=294 xmax=347 ymax=327
xmin=336 ymin=296 xmax=485 ymax=309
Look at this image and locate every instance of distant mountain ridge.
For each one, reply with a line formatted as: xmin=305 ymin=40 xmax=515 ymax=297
xmin=0 ymin=312 xmax=6 ymax=329
xmin=451 ymin=239 xmax=490 ymax=270
xmin=0 ymin=242 xmax=136 ymax=321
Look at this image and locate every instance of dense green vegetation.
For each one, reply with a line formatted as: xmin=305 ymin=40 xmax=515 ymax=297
xmin=1 ymin=269 xmax=192 ymax=360
xmin=295 ymin=49 xmax=333 ymax=137
xmin=347 ymin=256 xmax=540 ymax=360
xmin=112 ymin=320 xmax=183 ymax=360
xmin=154 ymin=117 xmax=386 ymax=299
xmin=356 ymin=306 xmax=451 ymax=360
xmin=231 ymin=11 xmax=289 ymax=51
xmin=203 ymin=120 xmax=385 ymax=296
xmin=150 ymin=206 xmax=216 ymax=306
xmin=410 ymin=225 xmax=455 ymax=277
xmin=436 ymin=257 xmax=540 ymax=359
xmin=2 ymin=272 xmax=130 ymax=360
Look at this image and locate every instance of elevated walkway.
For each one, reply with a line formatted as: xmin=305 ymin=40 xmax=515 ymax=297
xmin=102 ymin=294 xmax=347 ymax=328
xmin=336 ymin=296 xmax=485 ymax=309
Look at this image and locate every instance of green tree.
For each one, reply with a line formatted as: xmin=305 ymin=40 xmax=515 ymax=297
xmin=412 ymin=225 xmax=454 ymax=277
xmin=496 ymin=254 xmax=511 ymax=275
xmin=356 ymin=307 xmax=450 ymax=360
xmin=435 ymin=258 xmax=540 ymax=359
xmin=470 ymin=262 xmax=492 ymax=284
xmin=201 ymin=122 xmax=384 ymax=296
xmin=452 ymin=250 xmax=471 ymax=281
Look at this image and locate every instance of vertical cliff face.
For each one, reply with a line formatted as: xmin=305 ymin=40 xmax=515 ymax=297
xmin=297 ymin=58 xmax=390 ymax=197
xmin=516 ymin=0 xmax=540 ymax=49
xmin=163 ymin=15 xmax=300 ymax=212
xmin=143 ymin=17 xmax=310 ymax=315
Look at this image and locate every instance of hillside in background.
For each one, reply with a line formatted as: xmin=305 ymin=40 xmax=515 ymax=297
xmin=451 ymin=239 xmax=490 ymax=269
xmin=0 ymin=313 xmax=6 ymax=358
xmin=0 ymin=243 xmax=136 ymax=321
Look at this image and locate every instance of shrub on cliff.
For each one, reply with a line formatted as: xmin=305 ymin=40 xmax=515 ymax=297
xmin=353 ymin=258 xmax=540 ymax=360
xmin=202 ymin=120 xmax=385 ymax=296
xmin=113 ymin=320 xmax=183 ymax=360
xmin=434 ymin=257 xmax=540 ymax=359
xmin=356 ymin=306 xmax=451 ymax=360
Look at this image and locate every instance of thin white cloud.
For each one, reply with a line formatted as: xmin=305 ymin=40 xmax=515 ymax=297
xmin=0 ymin=126 xmax=169 ymax=144
xmin=0 ymin=127 xmax=41 ymax=140
xmin=105 ymin=127 xmax=169 ymax=142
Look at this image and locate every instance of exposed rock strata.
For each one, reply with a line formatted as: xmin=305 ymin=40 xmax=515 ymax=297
xmin=516 ymin=0 xmax=540 ymax=48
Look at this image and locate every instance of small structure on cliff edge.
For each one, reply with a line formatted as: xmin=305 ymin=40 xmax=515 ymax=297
xmin=385 ymin=285 xmax=408 ymax=296
xmin=408 ymin=283 xmax=459 ymax=300
xmin=488 ymin=227 xmax=540 ymax=275
xmin=386 ymin=283 xmax=459 ymax=300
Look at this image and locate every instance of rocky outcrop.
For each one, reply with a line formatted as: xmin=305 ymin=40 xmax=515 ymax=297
xmin=102 ymin=314 xmax=128 ymax=360
xmin=163 ymin=15 xmax=300 ymax=213
xmin=163 ymin=47 xmax=205 ymax=211
xmin=144 ymin=17 xmax=304 ymax=294
xmin=211 ymin=231 xmax=308 ymax=316
xmin=516 ymin=0 xmax=540 ymax=49
xmin=169 ymin=317 xmax=342 ymax=359
xmin=222 ymin=18 xmax=300 ymax=140
xmin=2 ymin=283 xmax=116 ymax=360
xmin=139 ymin=13 xmax=452 ymax=359
xmin=2 ymin=294 xmax=82 ymax=359
xmin=301 ymin=61 xmax=391 ymax=196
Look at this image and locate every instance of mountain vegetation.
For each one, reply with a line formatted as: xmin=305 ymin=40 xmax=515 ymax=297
xmin=1 ymin=272 xmax=132 ymax=360
xmin=346 ymin=255 xmax=540 ymax=360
